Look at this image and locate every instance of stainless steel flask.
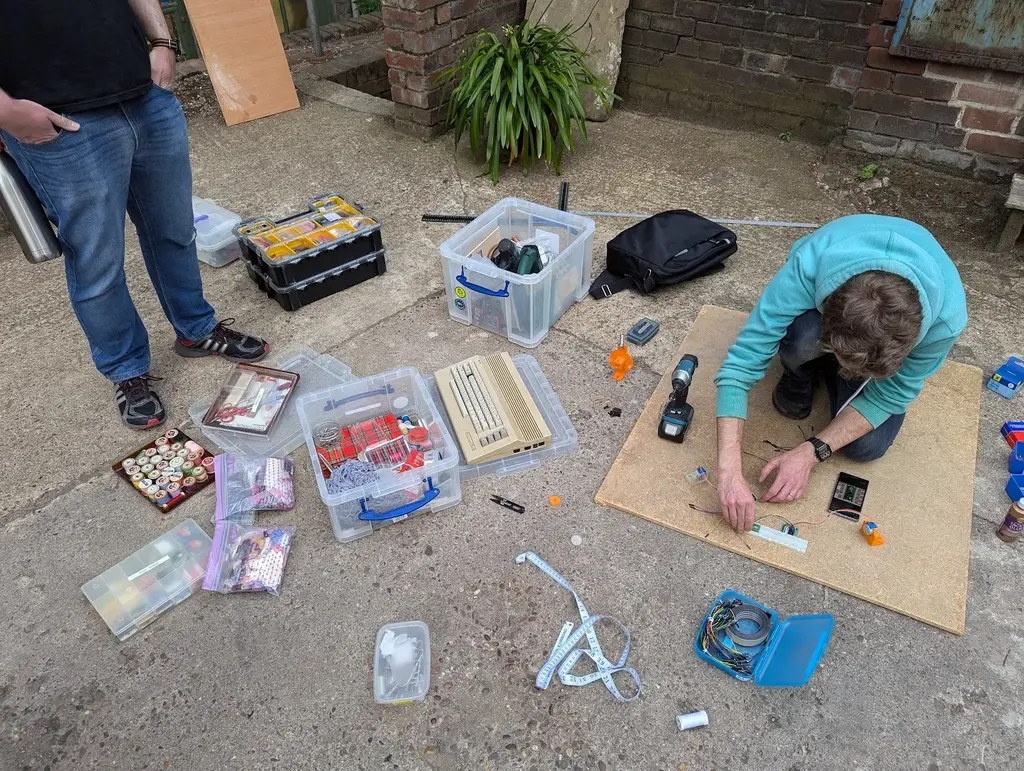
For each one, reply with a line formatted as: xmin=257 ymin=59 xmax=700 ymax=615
xmin=0 ymin=150 xmax=62 ymax=263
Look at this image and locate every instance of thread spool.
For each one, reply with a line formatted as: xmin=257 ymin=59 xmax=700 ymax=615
xmin=202 ymin=456 xmax=216 ymax=473
xmin=164 ymin=429 xmax=179 ymax=439
xmin=676 ymin=711 xmax=709 ymax=731
xmin=155 ymin=436 xmax=169 ymax=447
xmin=170 ymin=442 xmax=182 ymax=451
xmin=184 ymin=441 xmax=202 ymax=454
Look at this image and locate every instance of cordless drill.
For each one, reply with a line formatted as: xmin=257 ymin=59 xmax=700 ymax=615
xmin=658 ymin=355 xmax=699 ymax=442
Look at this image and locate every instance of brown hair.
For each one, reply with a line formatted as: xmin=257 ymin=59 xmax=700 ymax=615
xmin=821 ymin=271 xmax=922 ymax=380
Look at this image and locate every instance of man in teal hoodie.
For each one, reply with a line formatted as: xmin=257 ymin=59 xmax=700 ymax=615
xmin=714 ymin=214 xmax=967 ymax=531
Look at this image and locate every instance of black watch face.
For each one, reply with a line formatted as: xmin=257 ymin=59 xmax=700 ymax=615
xmin=812 ymin=439 xmax=831 ymax=460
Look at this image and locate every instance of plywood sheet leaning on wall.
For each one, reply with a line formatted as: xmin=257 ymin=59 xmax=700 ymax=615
xmin=596 ymin=305 xmax=982 ymax=635
xmin=183 ymin=0 xmax=300 ymax=126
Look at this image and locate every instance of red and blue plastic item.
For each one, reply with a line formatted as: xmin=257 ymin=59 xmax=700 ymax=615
xmin=988 ymin=357 xmax=1024 ymax=399
xmin=1003 ymin=421 xmax=1024 ymax=447
xmin=1010 ymin=442 xmax=1024 ymax=475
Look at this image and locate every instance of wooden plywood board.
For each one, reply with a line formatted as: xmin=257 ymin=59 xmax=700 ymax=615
xmin=595 ymin=306 xmax=981 ymax=635
xmin=183 ymin=0 xmax=300 ymax=126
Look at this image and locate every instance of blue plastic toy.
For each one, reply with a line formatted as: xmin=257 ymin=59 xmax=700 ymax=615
xmin=1011 ymin=442 xmax=1024 ymax=476
xmin=988 ymin=357 xmax=1024 ymax=399
xmin=694 ymin=589 xmax=834 ymax=687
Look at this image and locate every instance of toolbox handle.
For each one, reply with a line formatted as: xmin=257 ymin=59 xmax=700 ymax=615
xmin=458 ymin=268 xmax=510 ymax=298
xmin=358 ymin=477 xmax=440 ymax=521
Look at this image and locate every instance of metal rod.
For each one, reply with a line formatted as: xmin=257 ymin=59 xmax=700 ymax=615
xmin=570 ymin=210 xmax=820 ymax=228
xmin=305 ymin=0 xmax=323 ymax=57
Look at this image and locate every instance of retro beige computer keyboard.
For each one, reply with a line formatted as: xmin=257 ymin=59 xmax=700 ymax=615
xmin=435 ymin=353 xmax=552 ymax=464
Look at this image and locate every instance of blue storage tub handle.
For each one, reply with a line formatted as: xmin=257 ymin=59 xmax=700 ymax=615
xmin=457 ymin=268 xmax=510 ymax=298
xmin=358 ymin=477 xmax=439 ymax=521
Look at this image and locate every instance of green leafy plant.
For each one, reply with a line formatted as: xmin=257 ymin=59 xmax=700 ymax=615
xmin=354 ymin=0 xmax=381 ymax=14
xmin=778 ymin=130 xmax=793 ymax=142
xmin=857 ymin=163 xmax=880 ymax=181
xmin=438 ymin=19 xmax=615 ymax=184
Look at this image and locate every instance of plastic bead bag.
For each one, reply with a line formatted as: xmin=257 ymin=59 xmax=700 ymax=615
xmin=203 ymin=521 xmax=295 ymax=595
xmin=212 ymin=454 xmax=296 ymax=524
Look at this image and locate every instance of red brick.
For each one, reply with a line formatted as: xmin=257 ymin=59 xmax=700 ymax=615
xmin=449 ymin=0 xmax=479 ymax=19
xmin=925 ymin=62 xmax=988 ymax=82
xmin=389 ymin=0 xmax=446 ymax=10
xmin=717 ymin=7 xmax=767 ymax=30
xmin=699 ymin=41 xmax=723 ymax=61
xmin=827 ymin=46 xmax=868 ymax=66
xmin=819 ymin=21 xmax=852 ymax=42
xmin=742 ymin=30 xmax=792 ymax=55
xmin=381 ymin=6 xmax=435 ymax=31
xmin=845 ymin=24 xmax=869 ymax=46
xmin=785 ymin=58 xmax=834 ymax=83
xmin=848 ymin=108 xmax=878 ymax=131
xmin=961 ymin=108 xmax=1016 ymax=133
xmin=390 ymin=85 xmax=444 ymax=109
xmin=935 ymin=125 xmax=967 ymax=148
xmin=832 ymin=67 xmax=861 ymax=90
xmin=643 ymin=29 xmax=680 ymax=51
xmin=766 ymin=15 xmax=819 ymax=38
xmin=910 ymin=101 xmax=959 ymax=125
xmin=892 ymin=74 xmax=956 ymax=101
xmin=695 ymin=22 xmax=743 ymax=45
xmin=879 ymin=0 xmax=901 ymax=22
xmin=854 ymin=89 xmax=915 ymax=117
xmin=675 ymin=37 xmax=699 ymax=57
xmin=385 ymin=49 xmax=426 ymax=73
xmin=383 ymin=28 xmax=405 ymax=48
xmin=866 ymin=47 xmax=926 ymax=74
xmin=402 ymin=25 xmax=454 ymax=54
xmin=860 ymin=4 xmax=879 ymax=25
xmin=721 ymin=46 xmax=743 ymax=66
xmin=875 ymin=114 xmax=936 ymax=141
xmin=987 ymin=70 xmax=1023 ymax=89
xmin=866 ymin=23 xmax=894 ymax=47
xmin=436 ymin=4 xmax=452 ymax=24
xmin=966 ymin=132 xmax=1024 ymax=159
xmin=651 ymin=14 xmax=696 ymax=36
xmin=791 ymin=39 xmax=830 ymax=61
xmin=957 ymin=84 xmax=1020 ymax=109
xmin=624 ymin=44 xmax=666 ymax=66
xmin=860 ymin=68 xmax=892 ymax=90
xmin=806 ymin=0 xmax=862 ymax=23
xmin=624 ymin=9 xmax=651 ymax=29
xmin=675 ymin=0 xmax=719 ymax=21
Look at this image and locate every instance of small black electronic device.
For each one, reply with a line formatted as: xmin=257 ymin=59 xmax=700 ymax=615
xmin=829 ymin=472 xmax=868 ymax=520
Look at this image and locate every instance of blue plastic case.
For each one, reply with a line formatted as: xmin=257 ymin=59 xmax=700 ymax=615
xmin=694 ymin=590 xmax=835 ymax=687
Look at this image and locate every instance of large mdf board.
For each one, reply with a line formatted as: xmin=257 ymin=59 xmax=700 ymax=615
xmin=184 ymin=0 xmax=300 ymax=125
xmin=595 ymin=306 xmax=981 ymax=635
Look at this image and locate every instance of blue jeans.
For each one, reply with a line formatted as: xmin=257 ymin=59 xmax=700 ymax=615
xmin=2 ymin=84 xmax=216 ymax=382
xmin=779 ymin=310 xmax=905 ymax=462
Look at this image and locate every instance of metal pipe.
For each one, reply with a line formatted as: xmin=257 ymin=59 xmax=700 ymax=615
xmin=305 ymin=0 xmax=323 ymax=57
xmin=570 ymin=210 xmax=820 ymax=228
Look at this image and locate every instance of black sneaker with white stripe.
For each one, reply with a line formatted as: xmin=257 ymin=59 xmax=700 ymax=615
xmin=174 ymin=318 xmax=269 ymax=363
xmin=115 ymin=375 xmax=166 ymax=430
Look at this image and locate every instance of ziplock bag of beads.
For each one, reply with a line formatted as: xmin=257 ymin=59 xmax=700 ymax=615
xmin=202 ymin=521 xmax=295 ymax=595
xmin=212 ymin=454 xmax=296 ymax=524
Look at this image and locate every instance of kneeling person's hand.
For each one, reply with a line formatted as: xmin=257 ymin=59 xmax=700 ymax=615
xmin=759 ymin=442 xmax=816 ymax=503
xmin=718 ymin=471 xmax=757 ymax=532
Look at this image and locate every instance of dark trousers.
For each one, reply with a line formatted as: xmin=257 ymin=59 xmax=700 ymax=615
xmin=779 ymin=310 xmax=905 ymax=462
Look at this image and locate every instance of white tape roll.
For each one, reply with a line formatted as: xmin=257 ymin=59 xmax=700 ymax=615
xmin=676 ymin=711 xmax=709 ymax=731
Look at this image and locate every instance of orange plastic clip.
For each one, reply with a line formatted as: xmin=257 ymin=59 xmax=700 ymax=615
xmin=609 ymin=334 xmax=634 ymax=381
xmin=860 ymin=520 xmax=885 ymax=547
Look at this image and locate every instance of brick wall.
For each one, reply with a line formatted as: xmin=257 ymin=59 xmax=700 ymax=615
xmin=382 ymin=0 xmax=522 ymax=136
xmin=618 ymin=0 xmax=879 ymax=139
xmin=844 ymin=0 xmax=1023 ymax=177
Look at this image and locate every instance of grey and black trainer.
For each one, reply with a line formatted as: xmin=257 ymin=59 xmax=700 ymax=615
xmin=174 ymin=318 xmax=269 ymax=363
xmin=772 ymin=370 xmax=815 ymax=420
xmin=115 ymin=375 xmax=166 ymax=430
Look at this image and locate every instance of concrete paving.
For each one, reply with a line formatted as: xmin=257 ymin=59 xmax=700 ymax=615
xmin=2 ymin=73 xmax=1024 ymax=771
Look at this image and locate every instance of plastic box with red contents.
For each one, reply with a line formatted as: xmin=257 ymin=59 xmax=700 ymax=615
xmin=297 ymin=368 xmax=461 ymax=543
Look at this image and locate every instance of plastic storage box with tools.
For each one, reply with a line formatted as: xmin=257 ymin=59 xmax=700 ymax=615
xmin=192 ymin=197 xmax=243 ymax=267
xmin=439 ymin=199 xmax=595 ymax=348
xmin=297 ymin=368 xmax=462 ymax=543
xmin=236 ymin=193 xmax=385 ymax=287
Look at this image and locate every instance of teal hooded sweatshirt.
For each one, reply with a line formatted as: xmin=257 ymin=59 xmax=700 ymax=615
xmin=714 ymin=214 xmax=967 ymax=429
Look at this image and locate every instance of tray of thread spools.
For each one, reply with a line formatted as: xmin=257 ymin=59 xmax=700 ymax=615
xmin=235 ymin=193 xmax=386 ymax=311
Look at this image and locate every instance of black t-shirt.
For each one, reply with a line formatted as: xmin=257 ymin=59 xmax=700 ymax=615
xmin=0 ymin=0 xmax=152 ymax=114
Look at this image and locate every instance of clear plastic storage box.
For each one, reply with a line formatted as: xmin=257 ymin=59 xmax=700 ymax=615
xmin=189 ymin=347 xmax=354 ymax=458
xmin=297 ymin=368 xmax=462 ymax=543
xmin=81 ymin=519 xmax=211 ymax=641
xmin=423 ymin=354 xmax=578 ymax=481
xmin=374 ymin=621 xmax=431 ymax=705
xmin=439 ymin=199 xmax=595 ymax=348
xmin=192 ymin=197 xmax=242 ymax=267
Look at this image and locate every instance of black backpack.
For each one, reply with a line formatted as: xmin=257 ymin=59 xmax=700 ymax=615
xmin=589 ymin=210 xmax=737 ymax=299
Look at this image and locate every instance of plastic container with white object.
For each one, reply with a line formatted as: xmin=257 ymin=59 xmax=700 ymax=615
xmin=193 ymin=197 xmax=242 ymax=267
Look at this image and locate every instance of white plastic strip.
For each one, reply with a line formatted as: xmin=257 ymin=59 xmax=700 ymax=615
xmin=750 ymin=524 xmax=808 ymax=552
xmin=569 ymin=210 xmax=820 ymax=229
xmin=515 ymin=552 xmax=641 ymax=703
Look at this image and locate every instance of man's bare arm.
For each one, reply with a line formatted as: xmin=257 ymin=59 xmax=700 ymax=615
xmin=128 ymin=0 xmax=171 ymax=39
xmin=816 ymin=405 xmax=873 ymax=452
xmin=716 ymin=417 xmax=757 ymax=531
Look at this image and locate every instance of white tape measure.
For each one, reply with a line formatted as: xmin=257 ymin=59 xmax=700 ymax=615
xmin=515 ymin=552 xmax=641 ymax=703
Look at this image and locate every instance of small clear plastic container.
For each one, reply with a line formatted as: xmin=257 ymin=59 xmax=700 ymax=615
xmin=193 ymin=197 xmax=242 ymax=267
xmin=374 ymin=621 xmax=430 ymax=704
xmin=423 ymin=354 xmax=578 ymax=481
xmin=297 ymin=368 xmax=462 ymax=543
xmin=439 ymin=199 xmax=595 ymax=348
xmin=189 ymin=348 xmax=354 ymax=458
xmin=81 ymin=519 xmax=211 ymax=641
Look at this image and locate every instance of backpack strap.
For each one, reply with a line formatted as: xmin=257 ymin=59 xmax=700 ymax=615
xmin=589 ymin=270 xmax=636 ymax=300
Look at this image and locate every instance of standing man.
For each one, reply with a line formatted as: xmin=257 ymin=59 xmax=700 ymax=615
xmin=713 ymin=214 xmax=967 ymax=530
xmin=0 ymin=0 xmax=269 ymax=429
